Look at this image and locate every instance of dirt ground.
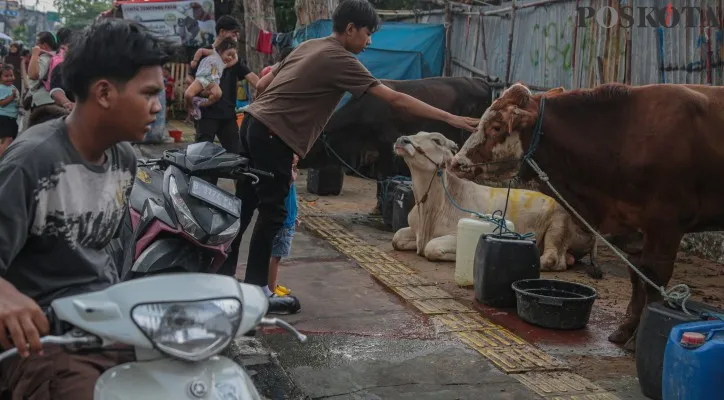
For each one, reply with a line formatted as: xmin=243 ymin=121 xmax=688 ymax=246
xmin=295 ymin=169 xmax=724 ymax=389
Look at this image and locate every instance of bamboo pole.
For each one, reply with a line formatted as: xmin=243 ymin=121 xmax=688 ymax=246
xmin=624 ymin=28 xmax=632 ymax=84
xmin=444 ymin=1 xmax=453 ymax=76
xmin=376 ymin=9 xmax=444 ymax=16
xmin=611 ymin=1 xmax=621 ymax=83
xmin=479 ymin=11 xmax=489 ymax=75
xmin=571 ymin=0 xmax=580 ymax=88
xmin=471 ymin=13 xmax=480 ymax=71
xmin=504 ymin=0 xmax=516 ymax=87
xmin=459 ymin=0 xmax=568 ymax=16
xmin=601 ymin=0 xmax=612 ymax=84
xmin=452 ymin=58 xmax=555 ymax=91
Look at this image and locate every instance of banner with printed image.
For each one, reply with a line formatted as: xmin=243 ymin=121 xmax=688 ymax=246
xmin=120 ymin=0 xmax=216 ymax=47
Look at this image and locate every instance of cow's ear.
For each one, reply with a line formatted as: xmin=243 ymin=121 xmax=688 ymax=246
xmin=545 ymin=87 xmax=565 ymax=96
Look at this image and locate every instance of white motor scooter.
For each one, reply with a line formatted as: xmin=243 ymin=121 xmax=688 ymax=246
xmin=0 ymin=273 xmax=307 ymax=400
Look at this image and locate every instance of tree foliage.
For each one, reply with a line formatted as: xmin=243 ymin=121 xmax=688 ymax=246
xmin=54 ymin=0 xmax=112 ymax=29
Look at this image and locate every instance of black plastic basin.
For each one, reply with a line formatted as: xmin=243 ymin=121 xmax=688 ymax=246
xmin=511 ymin=278 xmax=598 ymax=330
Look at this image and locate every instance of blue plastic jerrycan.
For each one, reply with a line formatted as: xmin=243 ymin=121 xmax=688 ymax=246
xmin=662 ymin=318 xmax=724 ymax=400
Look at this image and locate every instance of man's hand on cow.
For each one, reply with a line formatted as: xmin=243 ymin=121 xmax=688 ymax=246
xmin=447 ymin=115 xmax=480 ymax=133
xmin=0 ymin=279 xmax=49 ymax=357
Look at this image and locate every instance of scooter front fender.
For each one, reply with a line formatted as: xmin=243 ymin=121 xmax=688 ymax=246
xmin=94 ymin=356 xmax=262 ymax=400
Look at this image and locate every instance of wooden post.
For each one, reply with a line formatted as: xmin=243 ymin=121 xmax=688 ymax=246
xmin=444 ymin=1 xmax=453 ymax=76
xmin=294 ymin=0 xmax=340 ymax=28
xmin=504 ymin=0 xmax=516 ymax=87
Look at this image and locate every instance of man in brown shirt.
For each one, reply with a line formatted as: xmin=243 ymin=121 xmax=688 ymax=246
xmin=224 ymin=0 xmax=479 ymax=311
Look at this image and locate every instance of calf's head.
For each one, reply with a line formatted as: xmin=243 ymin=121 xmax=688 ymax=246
xmin=451 ymin=83 xmax=562 ymax=181
xmin=393 ymin=131 xmax=459 ymax=173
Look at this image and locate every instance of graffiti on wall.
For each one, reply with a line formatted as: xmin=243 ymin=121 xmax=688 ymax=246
xmin=529 ymin=16 xmax=575 ymax=71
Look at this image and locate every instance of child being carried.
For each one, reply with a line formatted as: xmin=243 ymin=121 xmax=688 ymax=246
xmin=185 ymin=37 xmax=238 ymax=120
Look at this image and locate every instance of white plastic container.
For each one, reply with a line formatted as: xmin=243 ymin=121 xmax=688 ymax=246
xmin=455 ymin=214 xmax=515 ymax=286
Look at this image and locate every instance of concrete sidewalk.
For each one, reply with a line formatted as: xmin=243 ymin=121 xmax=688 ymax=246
xmin=235 ymin=212 xmax=541 ymax=400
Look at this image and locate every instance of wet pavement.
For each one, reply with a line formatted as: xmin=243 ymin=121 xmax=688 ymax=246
xmin=233 ymin=212 xmax=541 ymax=399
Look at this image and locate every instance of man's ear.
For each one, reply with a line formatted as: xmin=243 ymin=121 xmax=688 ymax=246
xmin=91 ymin=79 xmax=115 ymax=109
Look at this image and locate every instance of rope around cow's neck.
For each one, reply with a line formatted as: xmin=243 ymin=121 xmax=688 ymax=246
xmin=410 ymin=142 xmax=533 ymax=240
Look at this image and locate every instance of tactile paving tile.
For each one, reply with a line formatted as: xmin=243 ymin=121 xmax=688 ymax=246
xmin=347 ymin=251 xmax=399 ymax=264
xmin=456 ymin=329 xmax=528 ymax=348
xmin=412 ymin=298 xmax=476 ymax=314
xmin=373 ymin=274 xmax=436 ymax=287
xmin=514 ymin=372 xmax=617 ymax=399
xmin=544 ymin=394 xmax=620 ymax=400
xmin=326 ymin=236 xmax=369 ymax=247
xmin=391 ymin=285 xmax=454 ymax=300
xmin=431 ymin=313 xmax=500 ymax=333
xmin=358 ymin=262 xmax=416 ymax=276
xmin=478 ymin=345 xmax=569 ymax=373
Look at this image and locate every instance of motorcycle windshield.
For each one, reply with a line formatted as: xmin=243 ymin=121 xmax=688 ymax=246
xmin=184 ymin=142 xmax=226 ymax=165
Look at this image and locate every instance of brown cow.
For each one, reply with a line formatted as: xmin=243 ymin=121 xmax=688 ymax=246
xmin=450 ymin=82 xmax=724 ymax=346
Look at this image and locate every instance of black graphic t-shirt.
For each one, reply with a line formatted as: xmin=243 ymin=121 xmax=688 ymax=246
xmin=0 ymin=118 xmax=136 ymax=307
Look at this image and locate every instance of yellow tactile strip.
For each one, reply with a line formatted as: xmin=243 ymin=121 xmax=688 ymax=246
xmin=431 ymin=313 xmax=501 ymax=332
xmin=515 ymin=372 xmax=619 ymax=399
xmin=299 ymin=200 xmax=619 ymax=399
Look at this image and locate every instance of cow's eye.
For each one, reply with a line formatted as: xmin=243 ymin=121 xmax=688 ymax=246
xmin=433 ymin=138 xmax=442 ymax=145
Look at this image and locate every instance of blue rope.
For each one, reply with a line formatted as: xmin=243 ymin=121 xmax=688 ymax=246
xmin=437 ymin=168 xmax=535 ymax=240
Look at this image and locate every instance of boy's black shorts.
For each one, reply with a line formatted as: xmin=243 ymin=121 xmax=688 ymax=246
xmin=0 ymin=115 xmax=18 ymax=139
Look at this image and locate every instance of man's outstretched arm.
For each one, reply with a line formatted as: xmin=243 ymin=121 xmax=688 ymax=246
xmin=368 ymin=84 xmax=479 ymax=132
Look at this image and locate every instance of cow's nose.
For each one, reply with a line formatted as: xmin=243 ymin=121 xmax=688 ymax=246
xmin=450 ymin=158 xmax=462 ymax=171
xmin=399 ymin=136 xmax=411 ymax=144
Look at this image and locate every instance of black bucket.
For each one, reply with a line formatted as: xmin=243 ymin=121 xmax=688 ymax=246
xmin=511 ymin=279 xmax=597 ymax=330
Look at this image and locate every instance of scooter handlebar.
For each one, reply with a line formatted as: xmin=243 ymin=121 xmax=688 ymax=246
xmin=0 ymin=333 xmax=101 ymax=363
xmin=260 ymin=317 xmax=307 ymax=343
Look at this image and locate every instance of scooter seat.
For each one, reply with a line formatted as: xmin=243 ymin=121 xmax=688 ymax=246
xmin=130 ymin=167 xmax=165 ymax=212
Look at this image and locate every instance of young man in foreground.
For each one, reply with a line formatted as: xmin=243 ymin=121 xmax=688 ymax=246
xmin=225 ymin=0 xmax=480 ymax=310
xmin=0 ymin=19 xmax=169 ymax=399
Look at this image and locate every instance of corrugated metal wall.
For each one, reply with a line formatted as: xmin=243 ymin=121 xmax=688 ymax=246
xmin=408 ymin=0 xmax=723 ymax=89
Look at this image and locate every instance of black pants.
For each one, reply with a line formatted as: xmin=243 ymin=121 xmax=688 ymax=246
xmin=195 ymin=117 xmax=240 ymax=153
xmin=216 ymin=115 xmax=294 ymax=286
xmin=0 ymin=116 xmax=18 ymax=139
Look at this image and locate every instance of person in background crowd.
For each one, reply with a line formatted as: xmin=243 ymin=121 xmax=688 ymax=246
xmin=163 ymin=65 xmax=175 ymax=120
xmin=228 ymin=0 xmax=478 ymax=312
xmin=0 ymin=19 xmax=170 ymax=399
xmin=19 ymin=49 xmax=30 ymax=93
xmin=19 ymin=31 xmax=58 ymax=132
xmin=0 ymin=64 xmax=19 ymax=156
xmin=4 ymin=43 xmax=22 ymax=96
xmin=184 ymin=37 xmax=238 ymax=120
xmin=48 ymin=27 xmax=74 ymax=111
xmin=186 ymin=15 xmax=258 ymax=152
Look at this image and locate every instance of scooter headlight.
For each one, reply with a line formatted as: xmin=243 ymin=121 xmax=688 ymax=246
xmin=169 ymin=176 xmax=205 ymax=241
xmin=206 ymin=219 xmax=241 ymax=246
xmin=131 ymin=298 xmax=242 ymax=362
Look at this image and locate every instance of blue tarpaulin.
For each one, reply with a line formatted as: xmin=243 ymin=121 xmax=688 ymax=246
xmin=292 ymin=19 xmax=445 ymax=80
xmin=290 ymin=19 xmax=445 ymax=109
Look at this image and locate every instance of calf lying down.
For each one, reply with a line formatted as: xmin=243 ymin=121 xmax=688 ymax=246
xmin=391 ymin=131 xmax=602 ymax=278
